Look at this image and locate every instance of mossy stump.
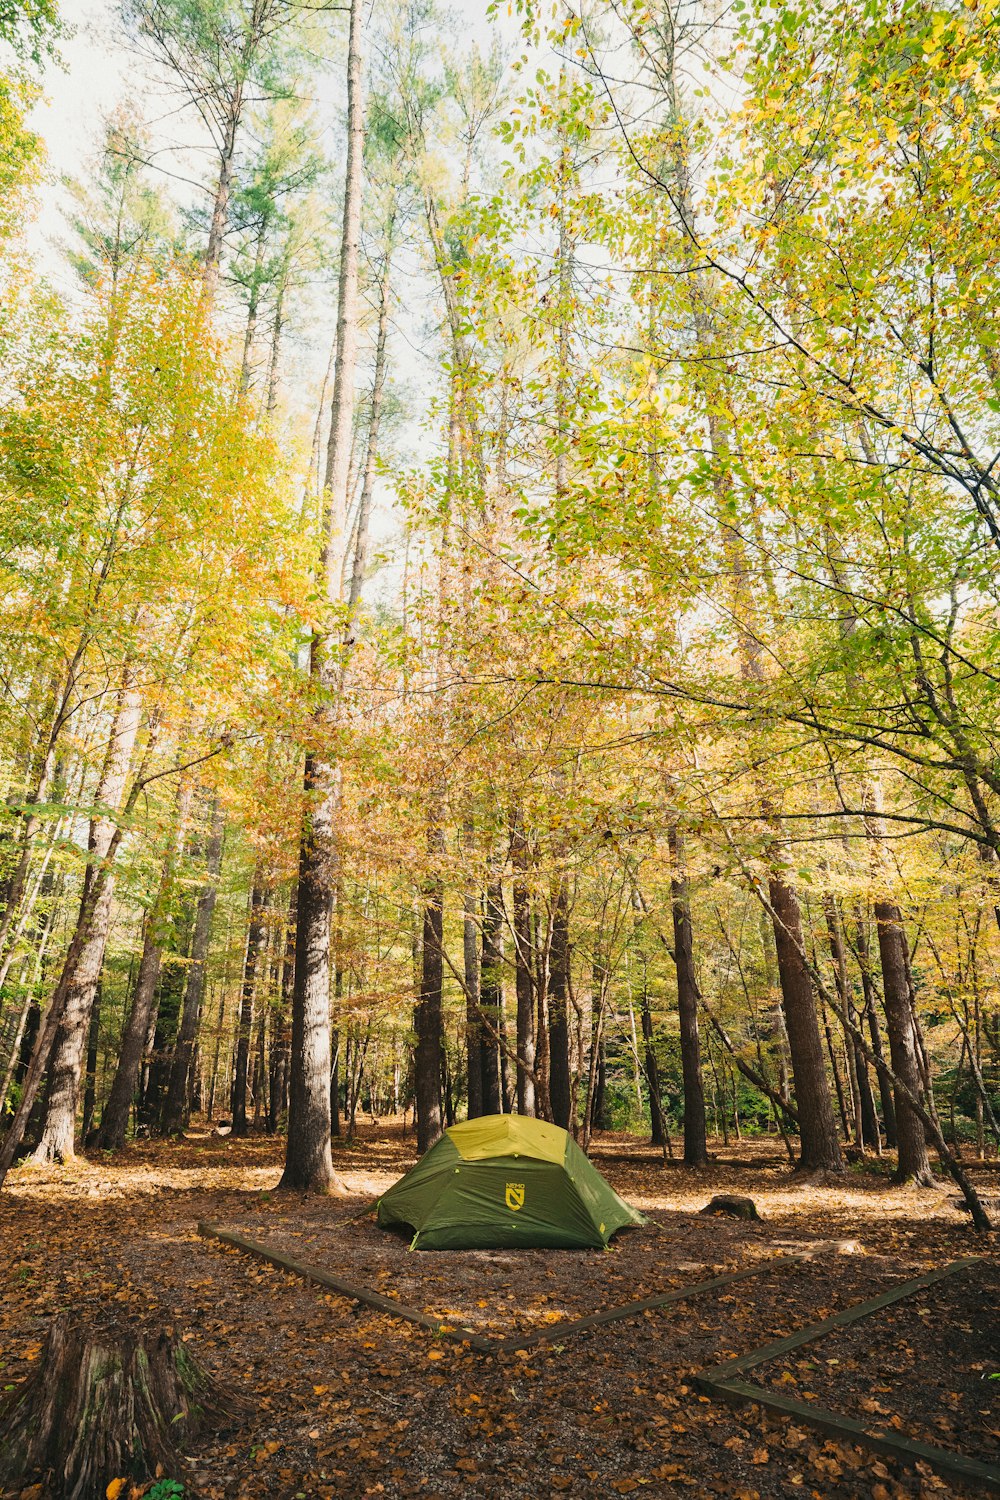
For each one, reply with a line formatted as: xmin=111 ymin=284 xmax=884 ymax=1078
xmin=0 ymin=1312 xmax=248 ymax=1500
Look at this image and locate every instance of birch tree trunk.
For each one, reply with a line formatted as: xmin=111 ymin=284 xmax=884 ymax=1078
xmin=280 ymin=0 xmax=364 ymax=1194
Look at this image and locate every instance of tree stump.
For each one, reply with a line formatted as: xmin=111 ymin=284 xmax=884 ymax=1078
xmin=0 ymin=1312 xmax=248 ymax=1500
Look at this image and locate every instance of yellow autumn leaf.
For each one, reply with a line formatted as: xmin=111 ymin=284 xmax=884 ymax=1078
xmin=105 ymin=1481 xmax=127 ymax=1500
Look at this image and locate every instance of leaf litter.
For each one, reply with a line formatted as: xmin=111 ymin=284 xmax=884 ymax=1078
xmin=0 ymin=1126 xmax=997 ymax=1499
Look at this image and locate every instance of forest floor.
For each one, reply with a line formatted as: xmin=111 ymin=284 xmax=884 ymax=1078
xmin=1 ymin=1124 xmax=998 ymax=1500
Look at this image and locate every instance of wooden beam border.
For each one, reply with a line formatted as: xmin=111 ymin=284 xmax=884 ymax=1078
xmin=694 ymin=1256 xmax=1000 ymax=1494
xmin=197 ymin=1222 xmax=791 ymax=1356
xmin=197 ymin=1223 xmax=494 ymax=1351
xmin=495 ymin=1257 xmax=796 ymax=1354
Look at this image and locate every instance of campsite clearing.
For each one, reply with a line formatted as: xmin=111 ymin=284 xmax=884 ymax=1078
xmin=1 ymin=1125 xmax=996 ymax=1499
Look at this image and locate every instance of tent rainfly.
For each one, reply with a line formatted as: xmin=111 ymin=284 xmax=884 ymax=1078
xmin=376 ymin=1114 xmax=645 ymax=1250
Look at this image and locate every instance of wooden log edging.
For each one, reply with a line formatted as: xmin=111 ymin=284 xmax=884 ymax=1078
xmin=694 ymin=1256 xmax=1000 ymax=1494
xmin=197 ymin=1222 xmax=791 ymax=1356
xmin=197 ymin=1223 xmax=494 ymax=1352
xmin=495 ymin=1257 xmax=795 ymax=1354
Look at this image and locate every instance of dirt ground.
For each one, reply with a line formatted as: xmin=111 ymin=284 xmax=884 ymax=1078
xmin=1 ymin=1124 xmax=998 ymax=1499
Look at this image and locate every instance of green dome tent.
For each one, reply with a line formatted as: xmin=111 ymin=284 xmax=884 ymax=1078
xmin=376 ymin=1114 xmax=645 ymax=1250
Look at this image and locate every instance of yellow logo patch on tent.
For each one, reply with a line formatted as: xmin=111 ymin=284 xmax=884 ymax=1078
xmin=505 ymin=1181 xmax=525 ymax=1211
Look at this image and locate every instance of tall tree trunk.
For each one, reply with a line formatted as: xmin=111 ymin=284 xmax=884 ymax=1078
xmin=464 ymin=866 xmax=483 ymax=1121
xmin=280 ymin=754 xmax=340 ymax=1193
xmin=239 ymin=222 xmax=267 ymax=394
xmin=479 ymin=876 xmax=503 ymax=1116
xmin=331 ymin=877 xmax=344 ymax=1140
xmin=161 ymin=804 xmax=225 ymax=1136
xmin=534 ymin=908 xmax=553 ymax=1123
xmin=767 ymin=869 xmax=843 ymax=1171
xmin=667 ymin=821 xmax=708 ymax=1166
xmin=204 ymin=91 xmax=242 ymax=290
xmin=4 ymin=996 xmax=40 ymax=1119
xmin=414 ymin=827 xmax=444 ymax=1153
xmin=0 ymin=646 xmax=89 ymax=964
xmin=80 ymin=982 xmax=102 ymax=1144
xmin=32 ymin=681 xmax=143 ymax=1165
xmin=0 ymin=774 xmax=73 ymax=1000
xmin=640 ymin=963 xmax=669 ymax=1153
xmin=0 ymin=721 xmax=160 ymax=1189
xmin=0 ymin=866 xmax=60 ymax=1117
xmin=545 ymin=108 xmax=575 ymax=1136
xmin=547 ymin=884 xmax=572 ymax=1130
xmin=94 ymin=778 xmax=192 ymax=1151
xmin=592 ymin=1033 xmax=608 ymax=1132
xmin=821 ymin=992 xmax=851 ymax=1138
xmin=863 ymin=789 xmax=933 ymax=1182
xmin=140 ymin=941 xmax=187 ymax=1134
xmin=581 ymin=978 xmax=607 ymax=1154
xmin=252 ymin=972 xmax=269 ymax=1130
xmin=664 ymin=58 xmax=842 ymax=1174
xmin=280 ymin=0 xmax=363 ymax=1196
xmin=589 ymin=954 xmax=611 ymax=1135
xmin=511 ymin=809 xmax=536 ymax=1117
xmin=330 ymin=1023 xmax=341 ymax=1139
xmin=268 ymin=889 xmax=295 ymax=1134
xmin=723 ymin=433 xmax=842 ymax=1166
xmin=231 ymin=877 xmax=267 ymax=1138
xmin=873 ymin=901 xmax=934 ymax=1182
xmin=266 ymin=275 xmax=285 ymax=416
xmin=499 ymin=988 xmax=512 ymax=1114
xmin=824 ymin=890 xmax=879 ymax=1150
xmin=855 ymin=907 xmax=897 ymax=1146
xmin=346 ymin=207 xmax=395 ymax=623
